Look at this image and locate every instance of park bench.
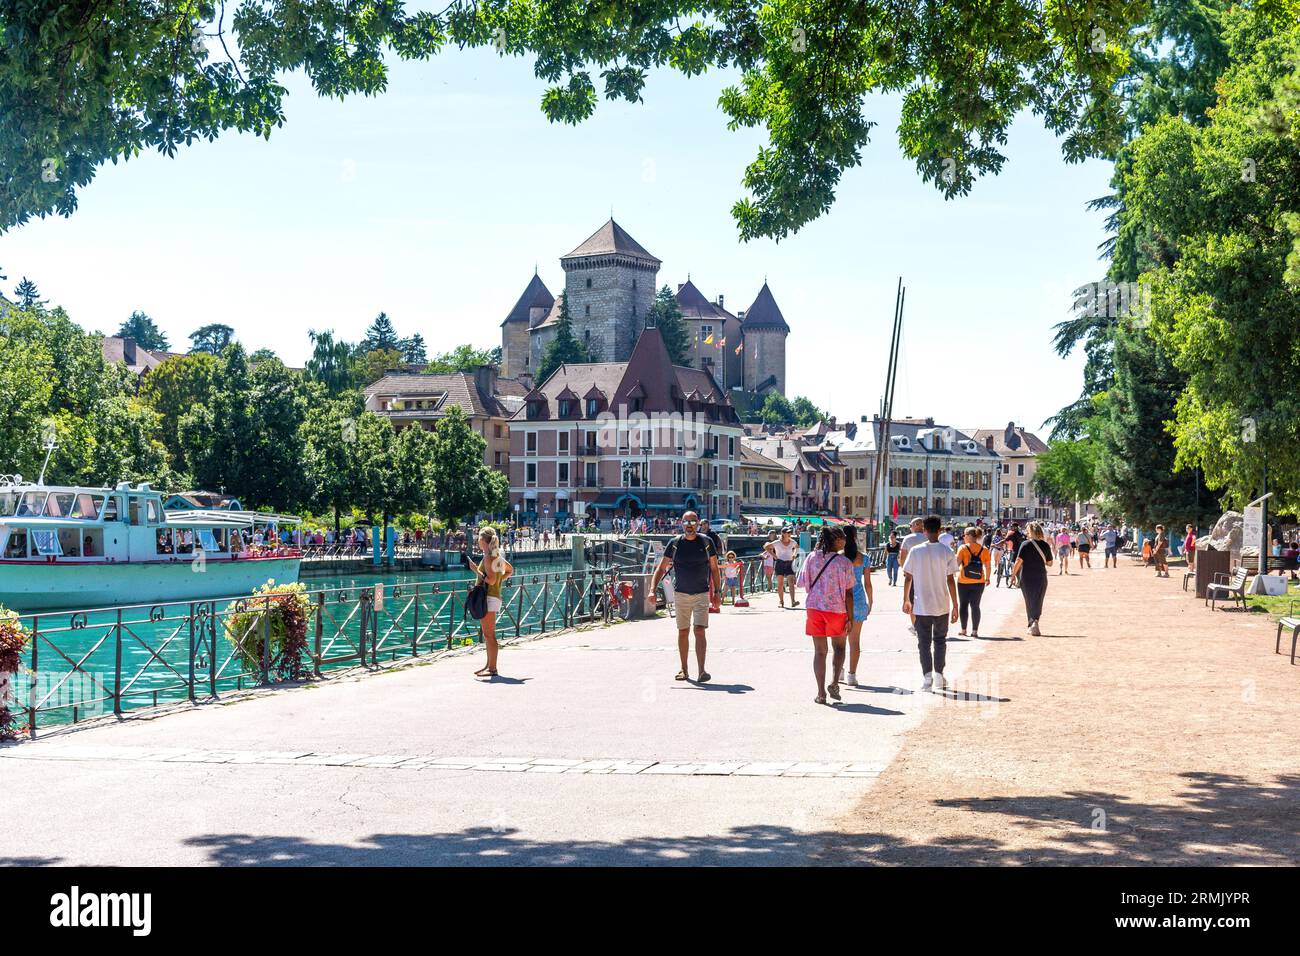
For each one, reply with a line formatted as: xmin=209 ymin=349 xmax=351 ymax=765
xmin=1206 ymin=568 xmax=1249 ymax=611
xmin=1276 ymin=603 xmax=1300 ymax=665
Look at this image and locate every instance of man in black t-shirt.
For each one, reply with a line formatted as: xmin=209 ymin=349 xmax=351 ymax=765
xmin=651 ymin=510 xmax=721 ymax=683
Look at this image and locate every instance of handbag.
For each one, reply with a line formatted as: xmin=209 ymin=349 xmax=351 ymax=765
xmin=465 ymin=571 xmax=489 ymax=621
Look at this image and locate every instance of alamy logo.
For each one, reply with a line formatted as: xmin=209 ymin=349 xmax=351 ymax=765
xmin=49 ymin=886 xmax=151 ymax=936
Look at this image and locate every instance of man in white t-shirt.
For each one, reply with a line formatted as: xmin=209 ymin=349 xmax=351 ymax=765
xmin=938 ymin=526 xmax=956 ymax=550
xmin=902 ymin=515 xmax=959 ymax=692
xmin=898 ymin=517 xmax=927 ymax=634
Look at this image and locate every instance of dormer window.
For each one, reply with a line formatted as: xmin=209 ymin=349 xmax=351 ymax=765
xmin=558 ymin=399 xmax=572 ymax=417
xmin=586 ymin=398 xmax=599 ymax=417
xmin=527 ymin=401 xmax=542 ymax=420
xmin=630 ymin=398 xmax=643 ymax=412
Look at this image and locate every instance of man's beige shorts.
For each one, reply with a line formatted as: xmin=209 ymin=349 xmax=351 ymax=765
xmin=674 ymin=591 xmax=711 ymax=628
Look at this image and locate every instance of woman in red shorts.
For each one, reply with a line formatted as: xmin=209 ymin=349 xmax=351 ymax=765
xmin=796 ymin=524 xmax=857 ymax=705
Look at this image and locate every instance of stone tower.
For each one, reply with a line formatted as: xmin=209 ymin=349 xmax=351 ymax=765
xmin=741 ymin=282 xmax=789 ymax=395
xmin=559 ymin=219 xmax=660 ymax=362
xmin=500 ymin=272 xmax=554 ymax=380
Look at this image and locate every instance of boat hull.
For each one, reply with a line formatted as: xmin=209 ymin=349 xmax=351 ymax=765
xmin=0 ymin=557 xmax=302 ymax=613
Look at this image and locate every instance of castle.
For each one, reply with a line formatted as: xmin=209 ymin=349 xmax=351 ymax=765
xmin=499 ymin=219 xmax=788 ymax=396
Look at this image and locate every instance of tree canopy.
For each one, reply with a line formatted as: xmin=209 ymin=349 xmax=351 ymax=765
xmin=3 ymin=0 xmax=1152 ymax=239
xmin=648 ymin=285 xmax=691 ymax=366
xmin=535 ymin=295 xmax=591 ymax=383
xmin=117 ymin=311 xmax=170 ymax=351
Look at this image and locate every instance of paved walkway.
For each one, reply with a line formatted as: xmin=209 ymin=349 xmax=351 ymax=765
xmin=3 ymin=579 xmax=1021 ymax=866
xmin=6 ymin=562 xmax=1294 ymax=866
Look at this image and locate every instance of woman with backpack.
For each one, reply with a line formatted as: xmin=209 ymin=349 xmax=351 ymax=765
xmin=796 ymin=524 xmax=856 ymax=705
xmin=467 ymin=526 xmax=513 ymax=679
xmin=839 ymin=527 xmax=873 ymax=687
xmin=955 ymin=526 xmax=992 ymax=637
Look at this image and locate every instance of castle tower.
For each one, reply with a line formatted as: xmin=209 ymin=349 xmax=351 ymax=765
xmin=741 ymin=282 xmax=789 ymax=395
xmin=500 ymin=271 xmax=554 ymax=380
xmin=559 ymin=218 xmax=660 ymax=362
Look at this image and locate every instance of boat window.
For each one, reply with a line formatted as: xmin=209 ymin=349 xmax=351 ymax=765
xmin=81 ymin=530 xmax=102 ymax=557
xmin=17 ymin=491 xmax=47 ymax=516
xmin=30 ymin=530 xmax=63 ymax=556
xmin=0 ymin=492 xmax=18 ymax=516
xmin=57 ymin=527 xmax=81 ymax=557
xmin=155 ymin=529 xmax=174 ymax=555
xmin=103 ymin=497 xmax=120 ymax=521
xmin=4 ymin=530 xmax=28 ymax=558
xmin=129 ymin=498 xmax=143 ymax=525
xmin=73 ymin=494 xmax=103 ymax=519
xmin=47 ymin=493 xmax=76 ymax=517
xmin=175 ymin=529 xmax=195 ymax=555
xmin=147 ymin=499 xmax=161 ymax=523
xmin=197 ymin=529 xmax=221 ymax=552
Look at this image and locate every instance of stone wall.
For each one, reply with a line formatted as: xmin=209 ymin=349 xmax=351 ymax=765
xmin=743 ymin=328 xmax=787 ymax=394
xmin=563 ymin=255 xmax=658 ymax=362
xmin=501 ymin=319 xmax=530 ymax=380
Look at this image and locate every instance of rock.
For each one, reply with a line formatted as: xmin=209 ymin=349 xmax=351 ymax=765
xmin=1202 ymin=511 xmax=1242 ymax=553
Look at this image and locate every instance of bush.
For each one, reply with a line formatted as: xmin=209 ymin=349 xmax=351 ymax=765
xmin=0 ymin=607 xmax=30 ymax=740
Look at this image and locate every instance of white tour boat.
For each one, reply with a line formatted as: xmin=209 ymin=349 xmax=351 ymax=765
xmin=0 ymin=478 xmax=302 ymax=612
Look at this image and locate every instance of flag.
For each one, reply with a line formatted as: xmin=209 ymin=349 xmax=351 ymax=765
xmin=734 ymin=341 xmax=743 ymax=355
xmin=891 ymin=496 xmax=899 ymax=519
xmin=703 ymin=332 xmax=714 ymax=345
xmin=716 ymin=336 xmax=725 ymax=348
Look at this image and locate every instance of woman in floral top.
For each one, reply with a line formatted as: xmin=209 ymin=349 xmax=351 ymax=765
xmin=796 ymin=524 xmax=856 ymax=705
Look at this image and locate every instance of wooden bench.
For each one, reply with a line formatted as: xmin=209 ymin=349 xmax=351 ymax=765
xmin=1206 ymin=568 xmax=1249 ymax=611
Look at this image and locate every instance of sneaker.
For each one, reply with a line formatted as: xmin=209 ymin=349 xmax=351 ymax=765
xmin=1030 ymin=622 xmax=1042 ymax=636
xmin=845 ymin=672 xmax=858 ymax=687
xmin=920 ymin=675 xmax=934 ymax=692
xmin=908 ymin=624 xmax=917 ymax=635
xmin=934 ymin=673 xmax=947 ymax=691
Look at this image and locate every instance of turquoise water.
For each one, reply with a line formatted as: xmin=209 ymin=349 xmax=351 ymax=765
xmin=11 ymin=564 xmax=603 ymax=732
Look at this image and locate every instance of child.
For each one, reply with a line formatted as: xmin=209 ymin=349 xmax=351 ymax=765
xmin=722 ymin=551 xmax=743 ymax=604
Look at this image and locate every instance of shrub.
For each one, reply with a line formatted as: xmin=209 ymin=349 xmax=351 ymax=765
xmin=223 ymin=581 xmax=312 ymax=681
xmin=0 ymin=608 xmax=30 ymax=740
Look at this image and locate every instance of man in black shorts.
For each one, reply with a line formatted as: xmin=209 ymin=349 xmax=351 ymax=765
xmin=652 ymin=510 xmax=721 ymax=682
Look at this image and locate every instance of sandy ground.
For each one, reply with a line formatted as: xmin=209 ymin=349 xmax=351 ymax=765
xmin=822 ymin=560 xmax=1300 ymax=864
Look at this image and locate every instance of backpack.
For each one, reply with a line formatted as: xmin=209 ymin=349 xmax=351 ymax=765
xmin=962 ymin=545 xmax=985 ymax=581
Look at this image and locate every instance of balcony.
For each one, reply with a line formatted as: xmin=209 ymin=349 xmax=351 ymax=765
xmin=578 ymin=445 xmax=604 ymax=457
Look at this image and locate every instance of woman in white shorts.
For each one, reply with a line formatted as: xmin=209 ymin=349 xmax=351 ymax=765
xmin=468 ymin=527 xmax=513 ymax=679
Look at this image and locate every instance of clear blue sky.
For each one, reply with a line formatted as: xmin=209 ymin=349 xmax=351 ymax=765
xmin=1 ymin=46 xmax=1114 ymax=435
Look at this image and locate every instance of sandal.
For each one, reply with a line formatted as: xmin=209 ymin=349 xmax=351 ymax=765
xmin=473 ymin=666 xmax=491 ymax=677
xmin=697 ymin=671 xmax=711 ymax=683
xmin=827 ymin=682 xmax=841 ymax=701
xmin=675 ymin=670 xmax=688 ymax=681
xmin=814 ymin=695 xmax=827 ymax=705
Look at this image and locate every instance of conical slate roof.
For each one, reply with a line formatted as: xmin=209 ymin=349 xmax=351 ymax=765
xmin=563 ymin=218 xmax=660 ymax=264
xmin=742 ymin=282 xmax=789 ymax=332
xmin=501 ymin=273 xmax=555 ymax=327
xmin=675 ymin=279 xmax=722 ymax=319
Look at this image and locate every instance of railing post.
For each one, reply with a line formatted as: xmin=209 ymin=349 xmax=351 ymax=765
xmin=411 ymin=583 xmax=420 ymax=657
xmin=313 ymin=593 xmax=324 ymax=678
xmin=515 ymin=584 xmax=523 ymax=637
xmin=370 ymin=588 xmax=380 ymax=667
xmin=259 ymin=596 xmax=271 ymax=684
xmin=28 ymin=615 xmax=38 ymax=737
xmin=208 ymin=602 xmax=217 ymax=698
xmin=357 ymin=590 xmax=369 ymax=666
xmin=188 ymin=602 xmax=197 ymax=703
xmin=543 ymin=578 xmax=550 ymax=632
xmin=113 ymin=608 xmax=123 ymax=717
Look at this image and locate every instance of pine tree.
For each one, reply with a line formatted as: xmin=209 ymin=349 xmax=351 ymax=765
xmin=648 ymin=285 xmax=691 ymax=366
xmin=402 ymin=333 xmax=428 ymax=364
xmin=14 ymin=277 xmax=42 ymax=308
xmin=117 ymin=311 xmax=170 ymax=351
xmin=535 ymin=295 xmax=591 ymax=383
xmin=361 ymin=312 xmax=400 ymax=352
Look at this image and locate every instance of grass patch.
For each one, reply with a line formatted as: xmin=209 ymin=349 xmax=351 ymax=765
xmin=1244 ymin=579 xmax=1300 ymax=622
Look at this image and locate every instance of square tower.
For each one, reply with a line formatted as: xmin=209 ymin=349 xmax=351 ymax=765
xmin=560 ymin=219 xmax=660 ymax=362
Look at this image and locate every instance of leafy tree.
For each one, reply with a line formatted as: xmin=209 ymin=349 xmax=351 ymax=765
xmin=302 ymin=395 xmax=362 ymax=533
xmin=789 ymin=396 xmax=826 ymax=427
xmin=429 ymin=406 xmax=501 ymax=528
xmin=535 ymin=296 xmax=591 ymax=383
xmin=240 ymin=356 xmax=311 ymax=510
xmin=13 ymin=277 xmax=41 ymax=308
xmin=180 ymin=343 xmax=254 ymax=497
xmin=401 ymin=333 xmax=428 ymax=365
xmin=1032 ymin=438 xmax=1100 ymax=507
xmin=361 ymin=312 xmax=401 ymax=353
xmin=756 ymin=393 xmax=795 ymax=426
xmin=0 ymin=331 xmax=55 ymax=475
xmin=249 ymin=347 xmax=279 ymax=363
xmin=116 ymin=311 xmax=169 ymax=351
xmin=648 ymin=285 xmax=691 ymax=365
xmin=3 ymin=1 xmax=1147 ymax=239
xmin=138 ymin=353 xmax=219 ymax=479
xmin=305 ymin=329 xmax=357 ymax=396
xmin=188 ymin=323 xmax=236 ymax=355
xmin=424 ymin=343 xmax=496 ymax=374
xmin=357 ymin=347 xmax=405 ymax=386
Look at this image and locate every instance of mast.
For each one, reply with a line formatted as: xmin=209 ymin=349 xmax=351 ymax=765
xmin=868 ymin=279 xmax=904 ymax=532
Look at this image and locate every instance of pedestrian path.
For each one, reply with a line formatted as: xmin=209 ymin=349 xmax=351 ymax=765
xmin=2 ymin=583 xmax=1022 ymax=866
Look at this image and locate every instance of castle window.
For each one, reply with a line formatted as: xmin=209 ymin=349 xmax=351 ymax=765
xmin=586 ymin=278 xmax=592 ymax=288
xmin=585 ymin=305 xmax=590 ymax=316
xmin=633 ymin=279 xmax=637 ymax=289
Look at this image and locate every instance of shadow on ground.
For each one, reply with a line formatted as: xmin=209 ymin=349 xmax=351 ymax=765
xmin=7 ymin=771 xmax=1280 ymax=867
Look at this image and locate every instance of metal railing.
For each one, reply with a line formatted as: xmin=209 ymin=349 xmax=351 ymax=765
xmin=9 ymin=569 xmax=625 ymax=736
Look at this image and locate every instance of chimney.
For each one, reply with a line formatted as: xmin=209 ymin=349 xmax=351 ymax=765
xmin=737 ymin=310 xmax=746 ymax=321
xmin=716 ymin=294 xmax=725 ymax=309
xmin=472 ymin=363 xmax=497 ymax=400
xmin=122 ymin=336 xmax=138 ymax=365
